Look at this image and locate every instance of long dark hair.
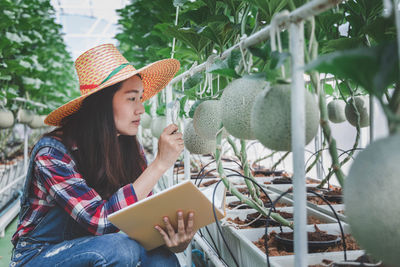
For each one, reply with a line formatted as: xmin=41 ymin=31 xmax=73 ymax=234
xmin=45 ymin=80 xmax=147 ymax=199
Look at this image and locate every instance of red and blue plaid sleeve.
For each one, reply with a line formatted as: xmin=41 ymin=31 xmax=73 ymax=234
xmin=34 ymin=146 xmax=139 ymax=236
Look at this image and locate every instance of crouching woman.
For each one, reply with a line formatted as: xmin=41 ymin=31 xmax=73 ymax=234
xmin=10 ymin=44 xmax=193 ymax=267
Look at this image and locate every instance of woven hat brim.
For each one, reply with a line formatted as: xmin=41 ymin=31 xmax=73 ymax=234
xmin=45 ymin=58 xmax=180 ymax=126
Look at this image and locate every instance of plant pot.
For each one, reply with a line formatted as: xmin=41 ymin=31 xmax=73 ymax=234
xmin=275 ymin=231 xmax=342 ymax=252
xmin=231 ymin=223 xmax=362 ymax=267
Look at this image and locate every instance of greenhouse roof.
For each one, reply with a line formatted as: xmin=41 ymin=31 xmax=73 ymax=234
xmin=50 ymin=0 xmax=129 ymax=60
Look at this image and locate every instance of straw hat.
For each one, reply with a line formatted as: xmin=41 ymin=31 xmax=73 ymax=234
xmin=45 ymin=44 xmax=180 ymax=126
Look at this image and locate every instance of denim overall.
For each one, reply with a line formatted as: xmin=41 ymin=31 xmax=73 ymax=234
xmin=10 ymin=137 xmax=179 ymax=267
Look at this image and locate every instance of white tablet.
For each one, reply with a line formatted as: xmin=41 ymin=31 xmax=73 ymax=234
xmin=108 ymin=180 xmax=225 ymax=250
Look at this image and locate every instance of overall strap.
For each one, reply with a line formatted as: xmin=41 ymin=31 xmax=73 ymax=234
xmin=18 ymin=136 xmax=72 ymax=221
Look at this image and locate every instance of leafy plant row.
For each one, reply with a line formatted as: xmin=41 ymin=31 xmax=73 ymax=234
xmin=0 ymin=0 xmax=78 ymax=116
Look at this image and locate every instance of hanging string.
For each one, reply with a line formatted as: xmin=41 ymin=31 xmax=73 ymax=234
xmin=382 ymin=0 xmax=393 ymax=17
xmin=269 ymin=11 xmax=290 ymax=78
xmin=170 ymin=6 xmax=180 ymax=59
xmin=238 ymin=34 xmax=248 ymax=73
xmin=308 ymin=17 xmax=315 ymax=55
xmin=181 ymin=77 xmax=185 ymax=92
xmin=197 ymin=54 xmax=216 ymax=97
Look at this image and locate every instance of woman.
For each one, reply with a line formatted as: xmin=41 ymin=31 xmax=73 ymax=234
xmin=10 ymin=44 xmax=194 ymax=266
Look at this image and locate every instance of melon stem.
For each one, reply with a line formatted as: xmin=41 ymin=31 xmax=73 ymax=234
xmin=240 ymin=139 xmax=262 ymax=200
xmin=216 ymin=123 xmax=293 ymax=229
xmin=305 ymin=40 xmax=345 ymax=188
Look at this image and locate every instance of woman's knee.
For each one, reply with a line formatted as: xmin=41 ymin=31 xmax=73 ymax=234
xmin=142 ymin=246 xmax=180 ymax=267
xmin=97 ymin=233 xmax=144 ymax=265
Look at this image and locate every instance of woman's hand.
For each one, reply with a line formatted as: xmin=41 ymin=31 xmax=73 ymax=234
xmin=155 ymin=124 xmax=184 ymax=170
xmin=155 ymin=211 xmax=195 ymax=253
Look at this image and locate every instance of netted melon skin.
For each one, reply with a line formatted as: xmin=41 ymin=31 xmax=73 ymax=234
xmin=141 ymin=112 xmax=152 ymax=129
xmin=344 ymin=135 xmax=400 ymax=266
xmin=193 ymin=100 xmax=228 ymax=140
xmin=184 ymin=120 xmax=216 ymax=154
xmin=345 ymin=96 xmax=369 ymax=128
xmin=327 ymin=100 xmax=346 ymax=123
xmin=151 ymin=116 xmax=167 ymax=139
xmin=29 ymin=115 xmax=44 ymax=129
xmin=0 ymin=110 xmax=14 ymax=129
xmin=221 ymin=77 xmax=267 ymax=140
xmin=251 ymin=84 xmax=319 ymax=151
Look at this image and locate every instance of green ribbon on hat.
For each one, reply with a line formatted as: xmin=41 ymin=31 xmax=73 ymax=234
xmin=99 ymin=63 xmax=130 ymax=85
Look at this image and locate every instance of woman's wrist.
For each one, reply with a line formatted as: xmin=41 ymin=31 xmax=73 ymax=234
xmin=152 ymin=157 xmax=170 ymax=173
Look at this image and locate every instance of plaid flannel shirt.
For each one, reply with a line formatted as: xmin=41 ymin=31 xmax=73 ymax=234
xmin=12 ymin=139 xmax=148 ymax=245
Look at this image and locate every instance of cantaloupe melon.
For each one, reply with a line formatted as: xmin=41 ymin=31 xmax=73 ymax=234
xmin=345 ymin=96 xmax=369 ymax=128
xmin=0 ymin=109 xmax=14 ymax=128
xmin=141 ymin=112 xmax=152 ymax=129
xmin=17 ymin=108 xmax=34 ymax=124
xmin=193 ymin=100 xmax=228 ymax=140
xmin=29 ymin=115 xmax=45 ymax=128
xmin=150 ymin=116 xmax=167 ymax=139
xmin=221 ymin=77 xmax=268 ymax=140
xmin=251 ymin=84 xmax=320 ymax=151
xmin=327 ymin=99 xmax=346 ymax=123
xmin=344 ymin=134 xmax=400 ymax=266
xmin=184 ymin=120 xmax=216 ymax=154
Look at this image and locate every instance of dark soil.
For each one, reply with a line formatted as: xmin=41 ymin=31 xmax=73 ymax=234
xmin=227 ymin=211 xmax=326 ymax=228
xmin=254 ymin=228 xmax=360 ymax=256
xmin=227 ymin=198 xmax=290 ymax=210
xmin=200 ymin=179 xmax=219 ymax=187
xmin=272 ymin=177 xmax=293 ymax=184
xmin=307 ymin=195 xmax=343 ymax=205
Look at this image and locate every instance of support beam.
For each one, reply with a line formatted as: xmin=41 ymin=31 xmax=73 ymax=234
xmin=290 ymin=21 xmax=308 ymax=267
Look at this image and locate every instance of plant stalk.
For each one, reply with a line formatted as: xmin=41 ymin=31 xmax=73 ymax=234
xmin=215 ymin=124 xmax=293 ymax=228
xmin=240 ymin=139 xmax=261 ymax=199
xmin=305 ymin=35 xmax=345 ymax=187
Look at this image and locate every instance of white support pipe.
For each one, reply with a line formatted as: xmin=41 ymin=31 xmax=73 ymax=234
xmin=185 ymin=242 xmax=192 ymax=267
xmin=23 ymin=125 xmax=29 ymax=174
xmin=193 ymin=234 xmax=228 ymax=267
xmin=137 ymin=125 xmax=142 ymax=143
xmin=168 ymin=0 xmax=343 ymax=87
xmin=150 ymin=97 xmax=158 ymax=161
xmin=290 ymin=21 xmax=308 ymax=267
xmin=183 ymin=119 xmax=191 ymax=181
xmin=369 ymin=96 xmax=374 ymax=142
xmin=165 ymin=85 xmax=174 ymax=187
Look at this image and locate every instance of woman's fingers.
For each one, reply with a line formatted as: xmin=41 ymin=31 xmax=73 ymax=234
xmin=155 ymin=225 xmax=172 ymax=247
xmin=177 ymin=211 xmax=185 ymax=238
xmin=186 ymin=212 xmax=195 ymax=235
xmin=163 ymin=217 xmax=176 ymax=239
xmin=163 ymin=124 xmax=179 ymax=135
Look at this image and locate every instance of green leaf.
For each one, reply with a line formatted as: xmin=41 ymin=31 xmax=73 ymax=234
xmin=209 ymin=68 xmax=240 ymax=78
xmin=270 ymin=51 xmax=290 ymax=70
xmin=5 ymin=32 xmax=22 ymax=43
xmin=179 ymin=96 xmax=188 ymax=117
xmin=173 ymin=0 xmax=188 ymax=7
xmin=324 ymin=83 xmax=334 ymax=96
xmin=320 ymin=37 xmax=363 ymax=54
xmin=184 ymin=72 xmax=203 ymax=91
xmin=305 ymin=42 xmax=399 ymax=98
xmin=0 ymin=75 xmax=12 ymax=81
xmin=208 ymin=51 xmax=240 ymax=78
xmin=188 ymin=99 xmax=204 ymax=118
xmin=337 ymin=81 xmax=351 ymax=97
xmin=156 ymin=103 xmax=166 ymax=116
xmin=167 ymin=26 xmax=210 ymax=54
